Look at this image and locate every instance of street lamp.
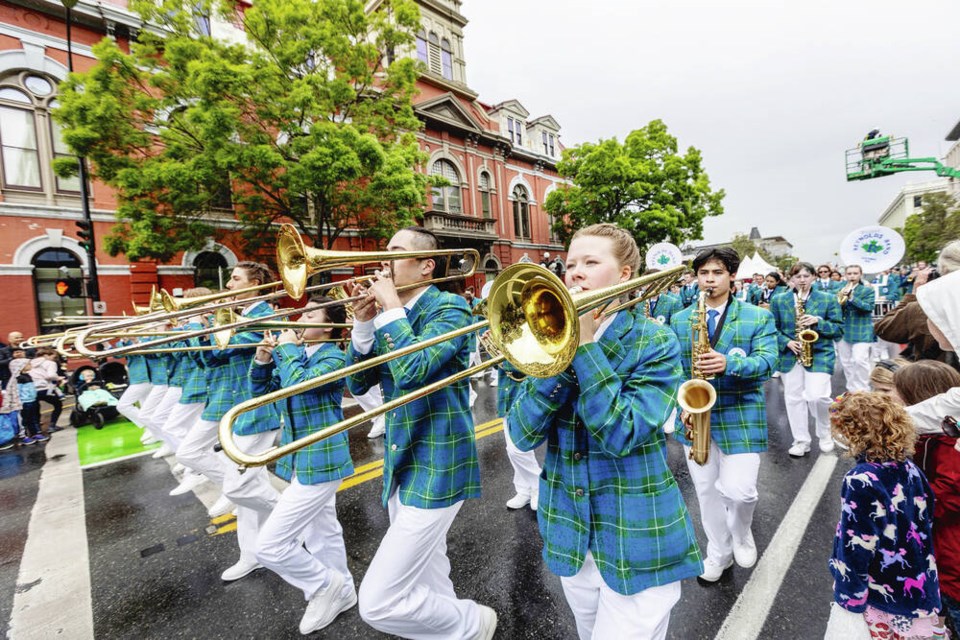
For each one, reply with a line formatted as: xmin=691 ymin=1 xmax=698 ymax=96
xmin=59 ymin=0 xmax=101 ymax=314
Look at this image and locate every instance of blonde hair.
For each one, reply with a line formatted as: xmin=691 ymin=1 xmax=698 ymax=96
xmin=938 ymin=239 xmax=960 ymax=275
xmin=830 ymin=392 xmax=916 ymax=463
xmin=183 ymin=287 xmax=213 ymax=298
xmin=869 ymin=357 xmax=910 ymax=388
xmin=570 ymin=223 xmax=641 ymax=276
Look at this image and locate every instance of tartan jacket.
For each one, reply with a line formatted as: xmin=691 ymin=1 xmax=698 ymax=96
xmin=346 ymin=285 xmax=481 ymax=509
xmin=670 ymin=297 xmax=778 ymax=454
xmin=177 ymin=322 xmax=207 ymax=405
xmin=814 ymin=279 xmax=843 ymax=294
xmin=195 ymin=301 xmax=280 ymax=435
xmin=751 ymin=284 xmax=785 ymax=307
xmin=497 ymin=362 xmax=525 ymax=419
xmin=250 ymin=342 xmax=353 ymax=485
xmin=507 ymin=311 xmax=702 ymax=596
xmin=770 ymin=289 xmax=843 ymax=374
xmin=679 ymin=282 xmax=699 ymax=308
xmin=144 ymin=348 xmax=170 ymax=386
xmin=118 ymin=341 xmax=149 ymax=385
xmin=646 ymin=292 xmax=683 ymax=326
xmin=840 ymin=283 xmax=877 ymax=344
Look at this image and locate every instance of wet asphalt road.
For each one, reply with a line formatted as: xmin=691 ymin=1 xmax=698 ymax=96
xmin=0 ymin=373 xmax=855 ymax=639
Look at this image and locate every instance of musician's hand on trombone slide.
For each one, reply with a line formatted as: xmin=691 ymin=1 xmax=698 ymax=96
xmin=346 ymin=278 xmax=378 ymax=323
xmin=366 ymin=267 xmax=403 ymax=313
xmin=276 ymin=328 xmax=301 ymax=346
xmin=255 ymin=331 xmax=279 ymax=363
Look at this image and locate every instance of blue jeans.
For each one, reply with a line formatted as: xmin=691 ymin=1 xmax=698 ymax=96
xmin=20 ymin=401 xmax=40 ymax=437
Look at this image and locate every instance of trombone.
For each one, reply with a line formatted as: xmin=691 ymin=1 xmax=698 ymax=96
xmin=218 ymin=263 xmax=685 ymax=469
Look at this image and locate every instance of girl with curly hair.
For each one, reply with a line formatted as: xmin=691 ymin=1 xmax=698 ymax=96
xmin=826 ymin=391 xmax=945 ymax=639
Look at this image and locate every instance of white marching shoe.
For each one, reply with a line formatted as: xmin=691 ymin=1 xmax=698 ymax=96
xmin=733 ymin=531 xmax=758 ymax=568
xmin=367 ymin=418 xmax=385 ymax=439
xmin=207 ymin=495 xmax=235 ymax=518
xmin=506 ymin=494 xmax=531 ymax=510
xmin=476 ymin=605 xmax=498 ymax=640
xmin=169 ymin=472 xmax=207 ymax=496
xmin=788 ymin=441 xmax=811 ymax=457
xmin=698 ymin=557 xmax=734 ymax=583
xmin=299 ymin=571 xmax=355 ymax=635
xmin=152 ymin=443 xmax=174 ymax=459
xmin=221 ymin=558 xmax=262 ymax=582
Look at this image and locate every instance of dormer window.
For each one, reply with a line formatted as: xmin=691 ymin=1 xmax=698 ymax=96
xmin=542 ymin=131 xmax=556 ymax=156
xmin=507 ymin=117 xmax=522 ymax=146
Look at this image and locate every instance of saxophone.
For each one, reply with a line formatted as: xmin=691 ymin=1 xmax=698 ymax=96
xmin=796 ymin=293 xmax=819 ymax=368
xmin=677 ymin=290 xmax=717 ymax=466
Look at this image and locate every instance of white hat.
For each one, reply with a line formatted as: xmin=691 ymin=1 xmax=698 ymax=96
xmin=480 ymin=281 xmax=494 ymax=299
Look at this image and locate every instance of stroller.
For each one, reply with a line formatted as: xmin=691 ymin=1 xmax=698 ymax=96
xmin=68 ymin=362 xmax=127 ymax=429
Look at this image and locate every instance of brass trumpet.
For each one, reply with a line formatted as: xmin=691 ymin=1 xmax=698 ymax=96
xmin=218 ymin=263 xmax=685 ymax=470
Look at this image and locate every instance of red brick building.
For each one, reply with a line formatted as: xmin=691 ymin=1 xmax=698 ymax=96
xmin=0 ymin=0 xmax=566 ymax=338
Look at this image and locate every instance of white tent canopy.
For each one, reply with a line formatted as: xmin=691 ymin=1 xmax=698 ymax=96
xmin=749 ymin=252 xmax=777 ymax=275
xmin=736 ymin=254 xmax=756 ymax=279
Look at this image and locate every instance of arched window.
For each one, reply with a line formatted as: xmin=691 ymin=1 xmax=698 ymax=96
xmin=415 ymin=30 xmax=429 ymax=65
xmin=194 ymin=251 xmax=229 ymax=289
xmin=32 ymin=248 xmax=85 ymax=333
xmin=478 ymin=171 xmax=492 ymax=218
xmin=512 ymin=185 xmax=530 ymax=239
xmin=430 ymin=159 xmax=462 ymax=214
xmin=0 ymin=72 xmax=80 ymax=195
xmin=440 ymin=38 xmax=453 ymax=80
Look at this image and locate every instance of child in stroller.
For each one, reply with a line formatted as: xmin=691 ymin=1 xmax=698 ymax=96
xmin=69 ymin=365 xmax=122 ymax=429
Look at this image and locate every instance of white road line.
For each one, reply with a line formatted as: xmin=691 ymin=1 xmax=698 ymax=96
xmin=714 ymin=453 xmax=839 ymax=640
xmin=8 ymin=429 xmax=94 ymax=640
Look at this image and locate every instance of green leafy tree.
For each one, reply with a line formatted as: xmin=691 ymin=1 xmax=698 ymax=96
xmin=53 ymin=0 xmax=427 ymax=261
xmin=545 ymin=119 xmax=725 ymax=261
xmin=900 ymin=191 xmax=960 ymax=263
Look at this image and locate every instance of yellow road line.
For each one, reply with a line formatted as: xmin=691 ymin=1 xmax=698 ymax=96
xmin=213 ymin=522 xmax=237 ymax=535
xmin=210 ymin=513 xmax=237 ymax=526
xmin=337 ymin=418 xmax=505 ymax=493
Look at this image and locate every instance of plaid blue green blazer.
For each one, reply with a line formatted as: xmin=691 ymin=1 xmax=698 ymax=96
xmin=250 ymin=343 xmax=353 ymax=485
xmin=346 ymin=285 xmax=481 ymax=509
xmin=670 ymin=298 xmax=778 ymax=454
xmin=647 ymin=292 xmax=683 ymax=325
xmin=144 ymin=347 xmax=170 ymax=386
xmin=679 ymin=283 xmax=699 ymax=308
xmin=746 ymin=285 xmax=764 ymax=306
xmin=770 ymin=289 xmax=843 ymax=374
xmin=177 ymin=322 xmax=207 ymax=405
xmin=195 ymin=301 xmax=280 ymax=435
xmin=814 ymin=279 xmax=843 ymax=294
xmin=840 ymin=283 xmax=876 ymax=344
xmin=497 ymin=362 xmax=525 ymax=419
xmin=878 ymin=274 xmax=902 ymax=303
xmin=507 ymin=311 xmax=702 ymax=596
xmin=117 ymin=340 xmax=149 ymax=385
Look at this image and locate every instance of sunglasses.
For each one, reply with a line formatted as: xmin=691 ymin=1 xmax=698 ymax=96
xmin=943 ymin=416 xmax=960 ymax=439
xmin=875 ymin=360 xmax=901 ymax=374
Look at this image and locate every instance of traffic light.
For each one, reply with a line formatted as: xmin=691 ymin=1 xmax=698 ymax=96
xmin=76 ymin=219 xmax=93 ymax=252
xmin=54 ymin=277 xmax=83 ymax=298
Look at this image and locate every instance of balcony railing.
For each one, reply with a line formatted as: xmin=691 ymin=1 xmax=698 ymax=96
xmin=424 ymin=211 xmax=498 ymax=239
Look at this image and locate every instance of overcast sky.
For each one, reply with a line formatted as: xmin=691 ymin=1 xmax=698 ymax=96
xmin=461 ymin=0 xmax=959 ymax=264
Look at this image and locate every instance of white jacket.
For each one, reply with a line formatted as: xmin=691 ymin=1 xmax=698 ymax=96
xmin=907 ymin=270 xmax=960 ymax=433
xmin=28 ymin=358 xmax=59 ymax=392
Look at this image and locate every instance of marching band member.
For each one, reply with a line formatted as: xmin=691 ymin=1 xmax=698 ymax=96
xmin=180 ymin=262 xmax=281 ymax=579
xmin=770 ymin=262 xmax=843 ymax=457
xmin=508 ymin=223 xmax=702 ymax=640
xmin=814 ymin=264 xmax=841 ymax=293
xmin=345 ymin=227 xmax=496 ymax=640
xmin=643 ymin=271 xmax=682 ymax=325
xmin=670 ymin=248 xmax=777 ymax=583
xmin=835 ymin=265 xmax=876 ymax=393
xmin=116 ymin=335 xmax=152 ymax=432
xmin=250 ymin=297 xmax=357 ymax=635
xmin=755 ymin=272 xmax=785 ymax=309
xmin=497 ymin=361 xmax=542 ymax=511
xmin=679 ymin=270 xmax=699 ymax=308
xmin=166 ymin=288 xmax=212 ymax=496
xmin=137 ymin=327 xmax=173 ymax=446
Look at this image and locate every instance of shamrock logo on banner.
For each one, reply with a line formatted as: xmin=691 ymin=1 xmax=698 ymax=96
xmin=861 ymin=240 xmax=883 ymax=254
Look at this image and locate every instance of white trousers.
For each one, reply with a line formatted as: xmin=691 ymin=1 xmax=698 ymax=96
xmin=221 ymin=431 xmax=281 ymax=564
xmin=560 ymin=551 xmax=681 ymax=640
xmin=256 ymin=477 xmax=353 ymax=600
xmin=176 ymin=419 xmax=225 ymax=486
xmin=837 ymin=340 xmax=871 ymax=393
xmin=503 ymin=419 xmax=541 ymax=497
xmin=358 ymin=492 xmax=480 ymax=640
xmin=160 ymin=401 xmax=205 ymax=452
xmin=137 ymin=385 xmax=169 ymax=441
xmin=352 ymin=385 xmax=385 ymax=434
xmin=149 ymin=386 xmax=183 ymax=442
xmin=683 ymin=443 xmax=760 ymax=565
xmin=781 ymin=364 xmax=832 ymax=446
xmin=117 ymin=382 xmax=151 ymax=428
